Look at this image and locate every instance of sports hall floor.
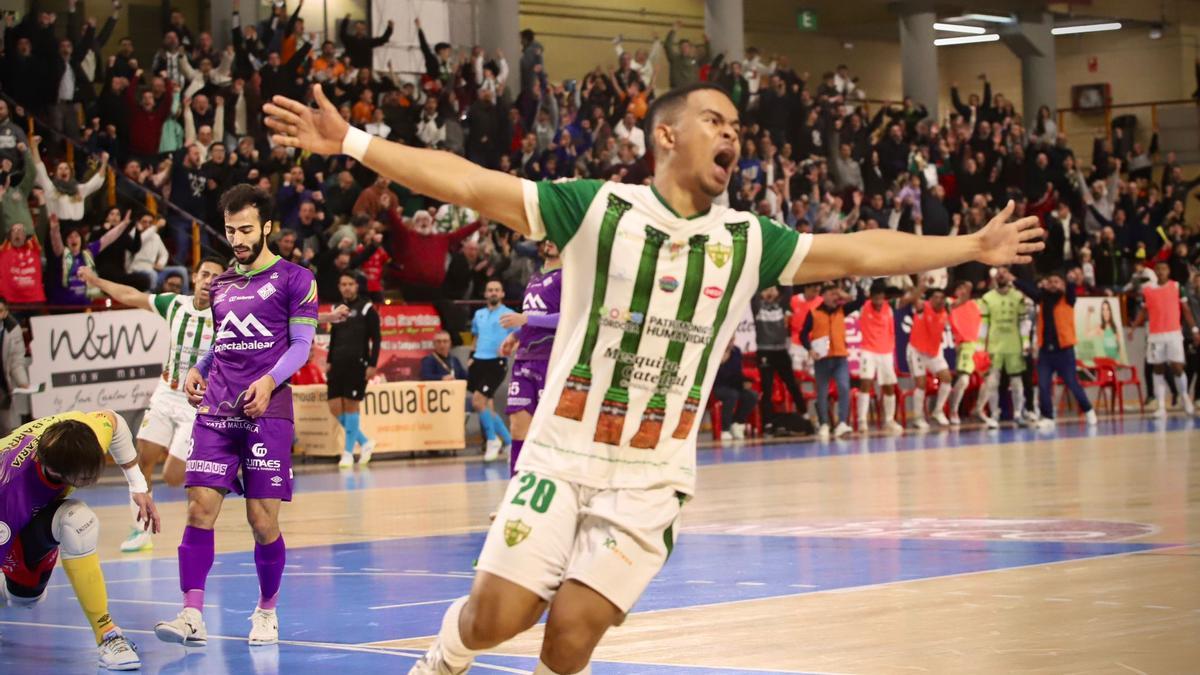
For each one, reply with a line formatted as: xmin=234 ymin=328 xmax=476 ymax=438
xmin=1 ymin=414 xmax=1197 ymax=674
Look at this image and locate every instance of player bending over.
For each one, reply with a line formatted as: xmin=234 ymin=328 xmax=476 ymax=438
xmin=155 ymin=185 xmax=318 ymax=647
xmin=264 ymin=81 xmax=1042 ymax=675
xmin=79 ymin=256 xmax=226 ymax=553
xmin=1 ymin=410 xmax=161 ymax=670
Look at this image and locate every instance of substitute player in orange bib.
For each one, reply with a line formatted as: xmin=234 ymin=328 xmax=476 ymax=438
xmin=263 ymin=80 xmax=1043 ymax=675
xmin=1131 ymin=260 xmax=1200 ymax=416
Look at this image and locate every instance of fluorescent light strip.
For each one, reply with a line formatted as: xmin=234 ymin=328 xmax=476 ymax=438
xmin=961 ymin=13 xmax=1014 ymax=24
xmin=934 ymin=34 xmax=1001 ymax=46
xmin=1051 ymin=22 xmax=1122 ymax=35
xmin=934 ymin=22 xmax=986 ymax=34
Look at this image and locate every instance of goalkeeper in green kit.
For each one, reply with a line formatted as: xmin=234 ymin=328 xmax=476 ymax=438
xmin=975 ymin=266 xmax=1030 ymax=427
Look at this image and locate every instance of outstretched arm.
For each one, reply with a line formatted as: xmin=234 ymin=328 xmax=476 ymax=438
xmin=77 ymin=266 xmax=152 ymax=310
xmin=794 ymin=201 xmax=1043 ymax=285
xmin=264 ymin=84 xmax=530 ymax=234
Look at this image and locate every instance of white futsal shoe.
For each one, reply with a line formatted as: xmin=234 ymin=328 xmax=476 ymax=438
xmin=120 ymin=526 xmax=153 ymax=553
xmin=932 ymin=411 xmax=951 ymax=426
xmin=912 ymin=417 xmax=929 ymax=431
xmin=833 ymin=422 xmax=853 ymax=438
xmin=816 ymin=424 xmax=830 ymax=440
xmin=1035 ymin=417 xmax=1057 ymax=432
xmin=154 ymin=607 xmax=208 ymax=646
xmin=248 ymin=607 xmax=279 ymax=646
xmin=483 ymin=438 xmax=502 ymax=462
xmin=359 ymin=439 xmax=376 ymax=466
xmin=731 ymin=423 xmax=746 ymax=440
xmin=98 ymin=630 xmax=141 ymax=670
xmin=884 ymin=420 xmax=905 ymax=434
xmin=980 ymin=414 xmax=1000 ymax=429
xmin=1085 ymin=409 xmax=1098 ymax=426
xmin=409 ymin=645 xmax=468 ymax=675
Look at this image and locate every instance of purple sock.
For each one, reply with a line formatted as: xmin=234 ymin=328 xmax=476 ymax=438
xmin=178 ymin=526 xmax=215 ymax=610
xmin=509 ymin=439 xmax=524 ymax=476
xmin=254 ymin=536 xmax=286 ymax=610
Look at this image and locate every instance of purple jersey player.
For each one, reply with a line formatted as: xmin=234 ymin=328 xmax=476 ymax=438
xmin=155 ymin=185 xmax=317 ymax=649
xmin=499 ymin=241 xmax=562 ymax=475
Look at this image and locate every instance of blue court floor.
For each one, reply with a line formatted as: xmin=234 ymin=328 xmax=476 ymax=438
xmin=0 ymin=415 xmax=1190 ymax=674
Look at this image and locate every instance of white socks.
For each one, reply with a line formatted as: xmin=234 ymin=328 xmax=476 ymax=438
xmin=1011 ymin=378 xmax=1025 ymax=416
xmin=981 ymin=370 xmax=1000 ymax=417
xmin=856 ymin=390 xmax=871 ymax=424
xmin=949 ymin=375 xmax=969 ymax=417
xmin=1153 ymin=373 xmax=1168 ymax=410
xmin=913 ymin=387 xmax=926 ymax=421
xmin=883 ymin=393 xmax=896 ymax=423
xmin=433 ymin=596 xmax=478 ymax=670
xmin=934 ymin=381 xmax=952 ymax=414
xmin=534 ymin=661 xmax=592 ymax=675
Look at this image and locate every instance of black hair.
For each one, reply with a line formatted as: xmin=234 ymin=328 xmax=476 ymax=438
xmin=195 ymin=254 xmax=228 ymax=273
xmin=520 ymin=29 xmax=535 ymax=43
xmin=643 ymin=82 xmax=735 ymax=153
xmin=162 ymin=270 xmax=184 ymax=281
xmin=869 ymin=280 xmax=890 ymax=296
xmin=218 ymin=184 xmax=273 ymax=225
xmin=338 ymin=269 xmax=360 ymax=283
xmin=37 ymin=420 xmax=104 ymax=486
xmin=434 ymin=41 xmax=450 ymax=52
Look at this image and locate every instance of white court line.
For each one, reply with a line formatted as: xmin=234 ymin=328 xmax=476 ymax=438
xmin=319 ymin=566 xmax=344 ymax=570
xmin=684 ymin=579 xmax=714 ymax=584
xmin=361 ymin=567 xmax=387 ymax=572
xmin=789 ymin=584 xmax=818 ymax=589
xmin=106 ymin=598 xmax=217 ymax=608
xmin=1044 ymin=597 xmax=1072 ymax=602
xmin=369 ymin=599 xmax=457 ymax=610
xmin=48 ymin=570 xmax=478 ymax=590
xmin=0 ymin=619 xmax=532 ymax=674
xmin=735 ymin=582 xmax=766 ymax=587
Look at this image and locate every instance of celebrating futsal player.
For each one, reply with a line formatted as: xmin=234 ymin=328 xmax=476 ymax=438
xmin=264 ymin=80 xmax=1042 ymax=675
xmin=155 ymin=184 xmax=318 ymax=648
xmin=1 ymin=410 xmax=160 ymax=670
xmin=78 ymin=256 xmax=226 ymax=554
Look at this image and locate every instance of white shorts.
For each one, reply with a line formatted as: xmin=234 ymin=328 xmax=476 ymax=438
xmin=1147 ymin=333 xmax=1186 ymax=365
xmin=858 ymin=351 xmax=898 ymax=386
xmin=906 ymin=345 xmax=949 ymax=378
xmin=477 ymin=471 xmax=684 ymax=613
xmin=138 ymin=382 xmax=196 ymax=461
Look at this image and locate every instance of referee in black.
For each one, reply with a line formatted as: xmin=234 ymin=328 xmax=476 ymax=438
xmin=328 ymin=270 xmax=382 ymax=469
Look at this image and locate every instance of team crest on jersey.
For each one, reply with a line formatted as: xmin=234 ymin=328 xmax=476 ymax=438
xmin=504 ymin=519 xmax=531 ymax=547
xmin=659 ymin=276 xmax=679 ymax=292
xmin=705 ymin=242 xmax=732 ymax=267
xmin=257 ymin=282 xmax=277 ymax=300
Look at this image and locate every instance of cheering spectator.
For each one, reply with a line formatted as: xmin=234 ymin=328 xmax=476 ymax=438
xmin=340 ymin=13 xmax=393 ymax=69
xmin=664 ymin=20 xmax=708 ymax=88
xmin=31 ymin=138 xmax=108 ymax=229
xmin=0 ymin=296 xmax=27 ymax=435
xmin=0 ymin=223 xmax=46 ymax=304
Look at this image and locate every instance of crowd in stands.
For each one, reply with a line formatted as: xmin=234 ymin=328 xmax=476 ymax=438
xmin=0 ymin=1 xmax=1198 ymax=436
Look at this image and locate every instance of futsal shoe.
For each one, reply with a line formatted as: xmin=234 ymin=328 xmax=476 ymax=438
xmin=155 ymin=607 xmax=208 ymax=646
xmin=912 ymin=417 xmax=929 ymax=431
xmin=1153 ymin=401 xmax=1168 ymax=418
xmin=359 ymin=440 xmax=376 ymax=466
xmin=932 ymin=411 xmax=951 ymax=426
xmin=483 ymin=438 xmax=502 ymax=462
xmin=98 ymin=630 xmax=141 ymax=670
xmin=1035 ymin=417 xmax=1057 ymax=432
xmin=833 ymin=422 xmax=853 ymax=437
xmin=248 ymin=607 xmax=279 ymax=646
xmin=816 ymin=424 xmax=830 ymax=440
xmin=948 ymin=414 xmax=962 ymax=426
xmin=338 ymin=453 xmax=354 ymax=470
xmin=120 ymin=526 xmax=153 ymax=553
xmin=721 ymin=430 xmax=733 ymax=441
xmin=884 ymin=420 xmax=904 ymax=434
xmin=731 ymin=423 xmax=746 ymax=440
xmin=409 ymin=646 xmax=468 ymax=675
xmin=980 ymin=414 xmax=1000 ymax=430
xmin=1085 ymin=409 xmax=1098 ymax=426
xmin=1185 ymin=399 xmax=1196 ymax=416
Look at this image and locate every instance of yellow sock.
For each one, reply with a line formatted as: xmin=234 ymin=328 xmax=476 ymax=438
xmin=62 ymin=554 xmax=117 ymax=644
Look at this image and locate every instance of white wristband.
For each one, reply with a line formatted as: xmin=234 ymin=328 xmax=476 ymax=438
xmin=122 ymin=465 xmax=149 ymax=494
xmin=342 ymin=126 xmax=372 ymax=161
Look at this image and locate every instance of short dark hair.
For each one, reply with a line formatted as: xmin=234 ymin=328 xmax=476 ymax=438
xmin=218 ymin=184 xmax=272 ymax=225
xmin=520 ymin=29 xmax=535 ymax=42
xmin=37 ymin=420 xmax=104 ymax=486
xmin=163 ymin=270 xmax=184 ymax=281
xmin=338 ymin=270 xmax=360 ymax=283
xmin=195 ymin=254 xmax=227 ymax=274
xmin=643 ymin=82 xmax=734 ymax=154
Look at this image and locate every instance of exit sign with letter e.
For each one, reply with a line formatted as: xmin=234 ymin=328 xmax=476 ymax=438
xmin=797 ymin=9 xmax=818 ymax=31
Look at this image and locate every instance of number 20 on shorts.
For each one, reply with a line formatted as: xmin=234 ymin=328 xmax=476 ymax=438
xmin=511 ymin=473 xmax=556 ymax=513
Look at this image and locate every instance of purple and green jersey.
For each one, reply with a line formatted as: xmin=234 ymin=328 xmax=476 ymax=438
xmin=514 ymin=267 xmax=562 ymax=362
xmin=198 ymin=255 xmax=318 ymax=419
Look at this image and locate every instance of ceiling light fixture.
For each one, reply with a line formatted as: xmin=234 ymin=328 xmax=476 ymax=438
xmin=960 ymin=13 xmax=1014 ymax=24
xmin=1051 ymin=22 xmax=1123 ymax=35
xmin=934 ymin=34 xmax=1001 ymax=46
xmin=934 ymin=22 xmax=986 ymax=34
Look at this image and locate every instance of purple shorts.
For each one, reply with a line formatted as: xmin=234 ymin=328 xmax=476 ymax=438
xmin=505 ymin=360 xmax=548 ymax=415
xmin=186 ymin=415 xmax=295 ymax=501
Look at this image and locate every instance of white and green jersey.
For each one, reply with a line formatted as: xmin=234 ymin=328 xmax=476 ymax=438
xmin=520 ymin=179 xmax=810 ymax=494
xmin=149 ymin=293 xmax=215 ymax=391
xmin=979 ymin=288 xmax=1027 ymax=355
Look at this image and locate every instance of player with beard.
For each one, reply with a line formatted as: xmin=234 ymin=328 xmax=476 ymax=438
xmin=154 ymin=185 xmax=318 ymax=647
xmin=472 ymin=279 xmax=518 ymax=462
xmin=264 ymin=81 xmax=1043 ymax=675
xmin=78 ymin=256 xmax=226 ymax=553
xmin=975 ymin=267 xmax=1029 ymax=427
xmin=499 ymin=241 xmax=563 ymax=474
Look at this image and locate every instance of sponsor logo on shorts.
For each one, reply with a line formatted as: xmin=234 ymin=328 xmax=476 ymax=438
xmin=0 ymin=521 xmax=10 ymax=546
xmin=603 ymin=536 xmax=633 ymax=566
xmin=202 ymin=417 xmax=258 ymax=431
xmin=187 ymin=459 xmax=229 ymax=475
xmin=245 ymin=457 xmax=282 ymax=471
xmin=251 ymin=442 xmax=268 ymax=458
xmin=703 ymin=286 xmax=724 ymax=299
xmin=658 ymin=276 xmax=679 ymax=292
xmin=504 ymin=519 xmax=531 ymax=547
